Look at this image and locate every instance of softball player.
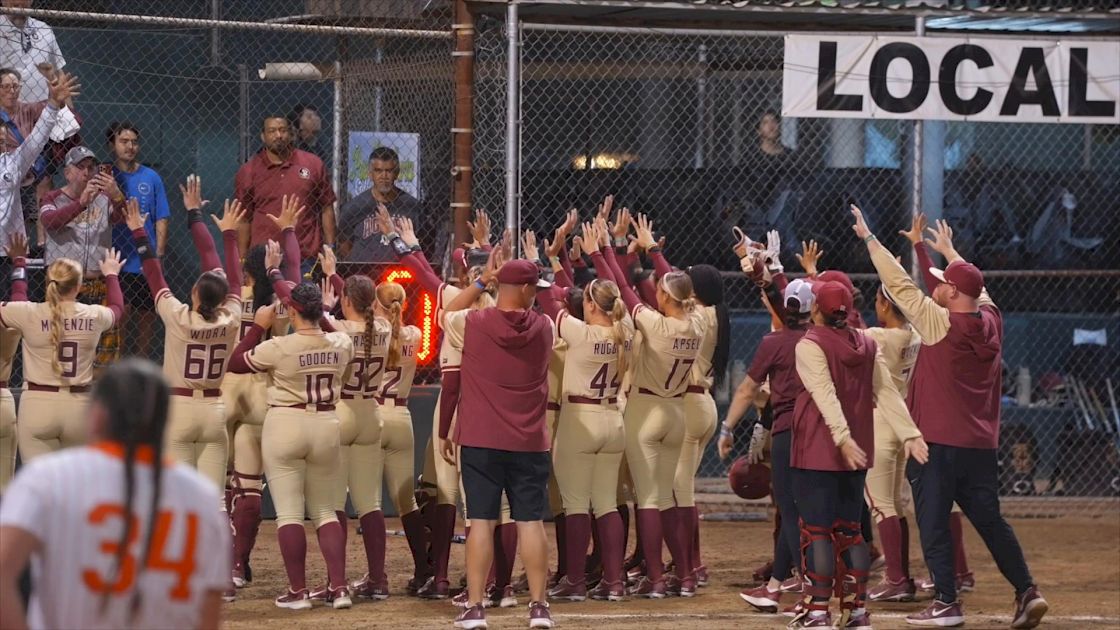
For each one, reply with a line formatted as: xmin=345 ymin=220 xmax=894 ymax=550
xmin=125 ymin=183 xmax=244 ymax=494
xmin=0 ymin=359 xmax=230 ymax=630
xmin=227 ymin=278 xmax=354 ymax=610
xmin=674 ymin=263 xmax=729 ymax=588
xmin=0 ymin=247 xmax=124 ymax=462
xmin=1 ymin=235 xmax=27 ymax=493
xmin=537 ymin=252 xmax=634 ymax=603
xmin=315 ymin=249 xmax=393 ymax=601
xmin=606 ymin=214 xmax=704 ymax=598
xmin=789 ymin=281 xmax=927 ymax=629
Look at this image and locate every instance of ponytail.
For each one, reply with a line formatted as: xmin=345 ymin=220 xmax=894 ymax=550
xmin=589 ymin=279 xmax=630 ymax=378
xmin=687 ymin=264 xmax=729 ymax=388
xmin=45 ymin=259 xmax=82 ymax=375
xmin=609 ymin=296 xmax=629 ymax=377
xmin=194 ymin=271 xmax=229 ymax=323
xmin=375 ymin=282 xmax=407 ymax=370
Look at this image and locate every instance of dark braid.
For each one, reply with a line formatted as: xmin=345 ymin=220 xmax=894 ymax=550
xmin=344 ymin=275 xmax=379 ymax=383
xmin=245 ymin=245 xmax=275 ymax=312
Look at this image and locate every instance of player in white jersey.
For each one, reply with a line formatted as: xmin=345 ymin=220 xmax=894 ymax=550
xmin=0 ymin=359 xmax=230 ymax=630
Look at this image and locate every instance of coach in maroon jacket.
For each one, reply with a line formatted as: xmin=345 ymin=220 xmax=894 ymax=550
xmin=440 ymin=257 xmax=555 ymax=630
xmin=851 ymin=206 xmax=1048 ymax=629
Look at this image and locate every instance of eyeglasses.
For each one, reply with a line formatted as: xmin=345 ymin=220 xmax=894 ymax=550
xmin=0 ymin=84 xmax=21 ymax=92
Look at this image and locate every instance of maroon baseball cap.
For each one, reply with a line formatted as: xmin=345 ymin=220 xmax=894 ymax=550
xmin=818 ymin=270 xmax=855 ymax=295
xmin=812 ymin=280 xmax=853 ymax=318
xmin=497 ymin=259 xmax=550 ymax=288
xmin=930 ymin=260 xmax=984 ymax=299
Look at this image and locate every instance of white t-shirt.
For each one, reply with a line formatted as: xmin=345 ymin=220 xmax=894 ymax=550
xmin=0 ymin=443 xmax=229 ymax=630
xmin=0 ymin=16 xmax=66 ymax=103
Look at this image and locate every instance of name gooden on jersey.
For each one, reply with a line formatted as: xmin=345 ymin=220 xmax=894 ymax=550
xmin=299 ymin=351 xmax=343 ymax=368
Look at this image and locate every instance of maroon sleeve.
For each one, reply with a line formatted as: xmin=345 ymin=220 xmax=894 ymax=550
xmin=588 ymin=250 xmax=613 ymax=284
xmin=269 ymin=269 xmax=294 ymax=304
xmin=281 ymin=227 xmax=302 ymax=284
xmin=619 ymin=249 xmax=639 ymax=278
xmin=536 ymin=284 xmax=566 ymax=320
xmin=222 ymin=231 xmax=242 ymax=296
xmin=400 ymin=251 xmax=443 ymax=294
xmin=132 ymin=228 xmax=169 ymax=298
xmin=8 ymin=257 xmax=27 ymax=301
xmin=637 ymin=276 xmax=658 ymax=307
xmin=913 ymin=242 xmax=941 ymax=293
xmin=747 ymin=335 xmax=776 ymax=384
xmin=605 ymin=246 xmax=642 ymax=311
xmin=438 ymin=370 xmax=461 ymax=440
xmin=558 ymin=245 xmax=574 ymax=284
xmin=38 ymin=191 xmax=86 ymax=230
xmin=317 ymin=161 xmax=337 ymax=210
xmin=329 ymin=273 xmax=344 ymax=299
xmin=319 ymin=317 xmax=336 ymax=333
xmin=648 ymin=248 xmax=672 ymax=280
xmin=104 ymin=273 xmax=125 ymax=324
xmin=772 ymin=271 xmax=790 ymax=294
xmin=188 ymin=212 xmax=223 ymax=272
xmin=227 ymin=324 xmax=265 ymax=373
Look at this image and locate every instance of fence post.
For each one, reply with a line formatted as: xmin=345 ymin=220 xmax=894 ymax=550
xmin=505 ymin=1 xmax=522 ymax=247
xmin=909 ymin=15 xmax=925 ymax=280
xmin=451 ymin=0 xmax=476 ymax=249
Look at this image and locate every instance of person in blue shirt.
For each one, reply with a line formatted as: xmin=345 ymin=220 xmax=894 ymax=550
xmin=106 ymin=121 xmax=169 ymax=361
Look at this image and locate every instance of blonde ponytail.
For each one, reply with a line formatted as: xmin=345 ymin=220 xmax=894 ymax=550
xmin=376 ymin=282 xmax=406 ymax=369
xmin=45 ymin=259 xmax=82 ymax=375
xmin=662 ymin=271 xmax=696 ymax=312
xmin=609 ymin=296 xmax=629 ymax=377
xmin=590 ymin=279 xmax=630 ymax=377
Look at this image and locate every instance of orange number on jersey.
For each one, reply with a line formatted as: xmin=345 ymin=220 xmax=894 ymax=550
xmin=82 ymin=503 xmax=200 ymax=601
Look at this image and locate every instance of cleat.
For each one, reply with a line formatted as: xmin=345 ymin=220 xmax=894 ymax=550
xmin=418 ymin=576 xmax=450 ymax=600
xmin=752 ymin=559 xmax=773 ymax=583
xmin=679 ymin=575 xmax=697 ymax=598
xmin=274 ymin=588 xmax=312 ymax=610
xmin=906 ymin=600 xmax=965 ymax=627
xmin=917 ymin=573 xmax=975 ymax=593
xmin=843 ymin=611 xmax=874 ymax=628
xmin=1010 ymin=586 xmax=1048 ymax=629
xmin=454 ymin=603 xmax=488 ymax=630
xmin=546 ymin=571 xmax=561 ymax=590
xmin=308 ymin=584 xmax=330 ymax=603
xmin=329 ymin=585 xmax=352 ymax=609
xmin=782 ymin=599 xmax=806 ymax=618
xmin=512 ymin=572 xmax=530 ymax=594
xmin=453 ymin=584 xmax=494 ymax=609
xmin=496 ymin=584 xmax=518 ymax=608
xmin=740 ymin=584 xmax=781 ymax=613
xmin=868 ymin=577 xmax=916 ymax=602
xmin=695 ymin=565 xmax=709 ymax=588
xmin=529 ymin=600 xmax=554 ymax=629
xmin=664 ymin=574 xmax=681 ymax=597
xmin=589 ymin=579 xmax=626 ymax=601
xmin=627 ymin=575 xmax=666 ymax=599
xmin=790 ymin=611 xmax=832 ymax=628
xmin=351 ymin=574 xmax=390 ymax=601
xmin=780 ymin=575 xmax=804 ymax=593
xmin=222 ymin=586 xmax=237 ymax=603
xmin=406 ymin=575 xmax=428 ymax=596
xmin=547 ymin=576 xmax=587 ymax=602
xmin=585 ymin=564 xmax=603 ymax=588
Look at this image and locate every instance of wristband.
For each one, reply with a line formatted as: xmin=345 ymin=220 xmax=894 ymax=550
xmin=864 ymin=234 xmax=878 ymax=244
xmin=409 ymin=243 xmax=422 ymax=252
xmin=647 ymin=245 xmax=662 ymax=254
xmin=473 ymin=279 xmax=486 ymax=291
xmin=186 ymin=209 xmax=203 ymax=225
xmin=390 ymin=237 xmax=411 ymax=256
xmin=719 ymin=427 xmax=733 ymax=439
xmin=549 ymin=256 xmax=560 ymax=266
xmin=613 ymin=237 xmax=627 ymax=247
xmin=9 ymin=266 xmax=26 ymax=282
xmin=133 ymin=234 xmax=155 ymax=261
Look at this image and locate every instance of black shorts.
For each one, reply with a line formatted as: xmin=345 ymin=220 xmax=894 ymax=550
xmin=118 ymin=271 xmax=155 ymax=312
xmin=460 ymin=446 xmax=550 ymax=522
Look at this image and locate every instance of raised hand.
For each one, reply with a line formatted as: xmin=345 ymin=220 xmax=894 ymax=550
xmin=900 ymin=212 xmax=929 ymax=245
xmin=179 ymin=174 xmax=208 ymax=211
xmin=47 ymin=71 xmax=80 ymax=108
xmin=375 ymin=203 xmax=395 ymax=237
xmin=253 ymin=303 xmax=276 ymax=330
xmin=594 ymin=218 xmax=611 ymax=249
xmin=318 ymin=245 xmax=337 ymax=277
xmin=570 ymin=235 xmax=584 ymax=261
xmin=611 ymin=207 xmax=632 ymax=242
xmin=850 ymin=204 xmax=872 ymax=240
xmin=766 ymin=229 xmax=781 ymax=261
xmin=99 ymin=248 xmax=123 ymax=276
xmin=521 ymin=229 xmax=540 ymax=262
xmin=467 ymin=209 xmax=491 ymax=248
xmin=268 ymin=194 xmax=305 ymax=231
xmin=732 ymin=226 xmax=754 ymax=259
xmin=924 ymin=219 xmax=958 ymax=259
xmin=91 ymin=172 xmax=121 ymax=202
xmin=634 ymin=213 xmax=657 ymax=251
xmin=124 ymin=197 xmax=146 ymax=231
xmin=320 ymin=277 xmax=338 ymax=311
xmin=795 ymin=240 xmax=824 ymax=276
xmin=211 ymin=199 xmax=245 ymax=233
xmin=481 ymin=240 xmax=508 ymax=285
xmin=5 ymin=232 xmax=27 ymax=259
xmin=597 ymin=195 xmax=614 ymax=223
xmin=394 ymin=216 xmax=419 ymax=249
xmin=264 ymin=239 xmax=283 ymax=270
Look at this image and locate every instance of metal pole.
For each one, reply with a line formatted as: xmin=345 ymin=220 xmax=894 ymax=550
xmin=238 ymin=64 xmax=249 ymax=163
xmin=909 ymin=16 xmax=925 ymax=281
xmin=374 ymin=45 xmax=384 ymax=131
xmin=333 ymin=59 xmax=343 ymax=204
xmin=209 ymin=0 xmax=221 ymax=66
xmin=504 ymin=2 xmax=522 ymax=245
xmin=694 ymin=43 xmax=707 ymax=169
xmin=451 ymin=0 xmax=477 ymax=249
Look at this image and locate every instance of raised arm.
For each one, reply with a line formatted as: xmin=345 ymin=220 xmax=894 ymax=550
xmin=4 ymin=234 xmax=28 ymax=301
xmin=636 ymin=214 xmax=672 ymax=280
xmin=211 ymin=198 xmax=246 ymax=294
xmin=15 ymin=73 xmax=77 ymax=178
xmin=604 ymin=242 xmax=642 ymax=311
xmin=124 ymin=199 xmax=168 ymax=299
xmin=97 ymin=249 xmax=126 ymax=325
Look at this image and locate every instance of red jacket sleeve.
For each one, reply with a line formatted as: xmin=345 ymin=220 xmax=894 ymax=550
xmin=605 ymin=246 xmax=642 ymax=311
xmin=588 ymin=250 xmax=613 ymax=284
xmin=38 ymin=190 xmax=87 ymax=230
xmin=400 ymin=251 xmax=443 ymax=294
xmin=329 ymin=273 xmax=344 ymax=299
xmin=227 ymin=324 xmax=265 ymax=374
xmin=637 ymin=276 xmax=658 ymax=308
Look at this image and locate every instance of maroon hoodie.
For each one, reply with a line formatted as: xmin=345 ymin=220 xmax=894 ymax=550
xmin=454 ymin=307 xmax=554 ymax=452
xmin=791 ymin=325 xmax=877 ymax=472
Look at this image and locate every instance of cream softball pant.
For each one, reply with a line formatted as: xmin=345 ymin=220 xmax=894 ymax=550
xmin=224 ymin=373 xmax=268 ymax=490
xmin=335 ymin=396 xmax=383 ymax=517
xmin=262 ymin=406 xmax=342 ymax=529
xmin=431 ymin=390 xmax=461 ymax=507
xmin=547 ymin=405 xmax=564 ymax=517
xmin=379 ymin=398 xmax=420 ymax=515
xmin=16 ymin=387 xmax=90 ymax=462
xmin=0 ymin=387 xmax=14 ymax=491
xmin=867 ymin=415 xmax=962 ymax=522
xmin=554 ymin=401 xmax=625 ymax=516
xmin=165 ymin=391 xmax=227 ymax=493
xmin=623 ymin=391 xmax=686 ymax=510
xmin=674 ymin=390 xmax=717 ymax=508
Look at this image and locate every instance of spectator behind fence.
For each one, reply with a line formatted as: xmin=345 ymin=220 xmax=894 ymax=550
xmin=339 ymin=146 xmax=420 ymax=263
xmin=107 ymin=121 xmax=169 ymax=361
xmin=289 ymin=103 xmax=328 ymax=166
xmin=39 ymin=145 xmax=124 ymax=373
xmin=0 ymin=0 xmax=66 ymax=103
xmin=236 ymin=114 xmax=336 ymax=275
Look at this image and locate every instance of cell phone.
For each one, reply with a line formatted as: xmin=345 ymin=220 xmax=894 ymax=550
xmin=98 ymin=164 xmax=111 ymax=176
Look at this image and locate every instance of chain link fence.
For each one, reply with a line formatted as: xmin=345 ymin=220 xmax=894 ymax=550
xmin=473 ymin=17 xmax=1120 ymax=516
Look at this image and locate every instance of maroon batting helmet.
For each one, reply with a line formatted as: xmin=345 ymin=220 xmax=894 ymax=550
xmin=728 ymin=457 xmax=771 ymax=500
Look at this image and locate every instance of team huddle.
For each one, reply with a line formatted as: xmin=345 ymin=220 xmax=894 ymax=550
xmin=0 ymin=150 xmax=1050 ymax=629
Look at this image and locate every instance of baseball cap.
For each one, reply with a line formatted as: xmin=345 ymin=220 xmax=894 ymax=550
xmin=812 ymin=280 xmax=853 ymax=318
xmin=64 ymin=146 xmax=97 ymax=167
xmin=930 ymin=261 xmax=984 ymax=299
xmin=783 ymin=278 xmax=815 ymax=314
xmin=497 ymin=259 xmax=550 ymax=288
xmin=818 ymin=270 xmax=855 ymax=295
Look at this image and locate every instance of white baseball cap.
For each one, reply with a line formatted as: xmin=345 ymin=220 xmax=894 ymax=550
xmin=783 ymin=278 xmax=815 ymax=314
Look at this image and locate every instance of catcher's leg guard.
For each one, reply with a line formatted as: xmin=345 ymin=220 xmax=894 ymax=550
xmin=230 ymin=471 xmax=264 ymax=581
xmin=833 ymin=518 xmax=870 ymax=627
xmin=798 ymin=519 xmax=835 ymax=604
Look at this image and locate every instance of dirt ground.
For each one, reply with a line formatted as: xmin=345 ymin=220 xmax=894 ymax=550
xmin=222 ymin=514 xmax=1120 ymax=630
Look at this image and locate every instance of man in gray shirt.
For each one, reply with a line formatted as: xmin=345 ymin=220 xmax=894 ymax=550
xmin=339 ymin=146 xmax=421 ymax=262
xmin=40 ymin=146 xmax=123 ymax=272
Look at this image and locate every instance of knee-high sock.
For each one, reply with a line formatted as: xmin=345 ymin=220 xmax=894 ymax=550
xmin=231 ymin=493 xmax=262 ymax=570
xmin=688 ymin=506 xmax=702 ymax=571
xmin=635 ymin=508 xmax=664 ymax=581
xmin=494 ymin=522 xmax=519 ymax=589
xmin=277 ymin=523 xmax=308 ymax=591
xmin=661 ymin=507 xmax=691 ymax=580
xmin=877 ymin=515 xmax=905 ymax=583
xmin=336 ymin=510 xmax=348 ymax=550
xmin=949 ymin=512 xmax=970 ymax=575
xmin=554 ymin=513 xmax=567 ymax=577
xmin=401 ymin=509 xmax=431 ymax=579
xmin=564 ymin=514 xmax=592 ymax=587
xmin=900 ymin=517 xmax=912 ymax=579
xmin=431 ymin=504 xmax=458 ymax=586
xmin=596 ymin=512 xmax=625 ymax=586
xmin=317 ymin=520 xmax=347 ymax=589
xmin=359 ymin=510 xmax=387 ymax=584
xmin=618 ymin=504 xmax=631 ymax=560
xmin=588 ymin=512 xmax=602 ymax=574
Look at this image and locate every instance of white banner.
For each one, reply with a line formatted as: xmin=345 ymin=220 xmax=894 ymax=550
xmin=782 ymin=35 xmax=1120 ymax=124
xmin=347 ymin=131 xmax=422 ymax=199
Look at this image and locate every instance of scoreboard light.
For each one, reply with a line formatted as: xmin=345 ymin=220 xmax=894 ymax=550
xmin=380 ymin=267 xmax=438 ymax=365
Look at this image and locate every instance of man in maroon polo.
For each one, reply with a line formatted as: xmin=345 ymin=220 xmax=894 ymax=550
xmin=851 ymin=206 xmax=1047 ymax=629
xmin=439 ymin=258 xmax=555 ymax=630
xmin=234 ymin=115 xmax=336 ymax=275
